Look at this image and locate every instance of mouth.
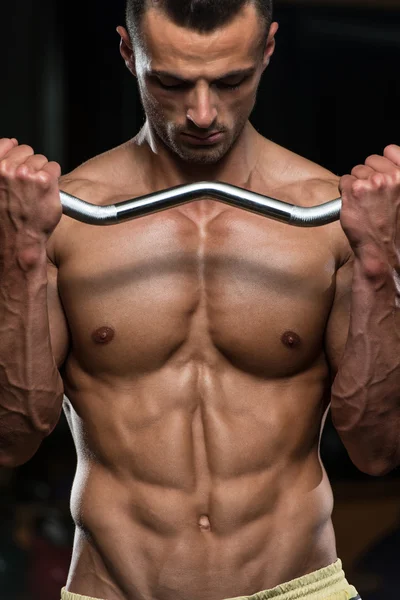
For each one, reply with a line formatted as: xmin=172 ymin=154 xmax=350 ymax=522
xmin=181 ymin=132 xmax=224 ymax=146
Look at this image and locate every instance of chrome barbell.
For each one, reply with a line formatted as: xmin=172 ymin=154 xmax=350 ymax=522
xmin=60 ymin=181 xmax=342 ymax=227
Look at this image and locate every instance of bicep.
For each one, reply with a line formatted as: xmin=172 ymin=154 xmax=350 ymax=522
xmin=325 ymin=255 xmax=354 ymax=382
xmin=47 ymin=260 xmax=70 ymax=369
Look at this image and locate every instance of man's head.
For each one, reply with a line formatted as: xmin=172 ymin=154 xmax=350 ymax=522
xmin=125 ymin=0 xmax=274 ymax=47
xmin=119 ymin=0 xmax=277 ymax=165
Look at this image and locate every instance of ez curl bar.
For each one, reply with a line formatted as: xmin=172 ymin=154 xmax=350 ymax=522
xmin=60 ymin=181 xmax=342 ymax=228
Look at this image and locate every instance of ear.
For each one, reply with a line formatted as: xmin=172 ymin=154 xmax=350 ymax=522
xmin=262 ymin=21 xmax=279 ymax=70
xmin=117 ymin=26 xmax=136 ymax=76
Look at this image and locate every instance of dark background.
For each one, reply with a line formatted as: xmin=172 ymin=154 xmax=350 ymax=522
xmin=1 ymin=0 xmax=400 ymax=598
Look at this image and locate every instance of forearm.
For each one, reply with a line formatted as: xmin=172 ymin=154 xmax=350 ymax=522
xmin=0 ymin=242 xmax=64 ymax=467
xmin=331 ymin=254 xmax=400 ymax=475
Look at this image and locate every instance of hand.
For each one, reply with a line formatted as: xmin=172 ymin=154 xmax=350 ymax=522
xmin=0 ymin=139 xmax=62 ymax=264
xmin=339 ymin=145 xmax=400 ymax=273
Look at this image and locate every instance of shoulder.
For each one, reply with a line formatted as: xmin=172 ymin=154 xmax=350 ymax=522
xmin=60 ymin=140 xmax=143 ymax=204
xmin=259 ymin=139 xmax=339 ymax=203
xmin=48 ymin=140 xmax=145 ymax=262
xmin=258 ymin=139 xmax=353 ymax=266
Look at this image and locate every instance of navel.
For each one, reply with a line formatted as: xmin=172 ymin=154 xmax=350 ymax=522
xmin=198 ymin=515 xmax=211 ymax=532
xmin=92 ymin=327 xmax=115 ymax=345
xmin=281 ymin=331 xmax=302 ymax=349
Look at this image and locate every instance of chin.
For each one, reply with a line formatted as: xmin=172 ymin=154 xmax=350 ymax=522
xmin=180 ymin=152 xmax=226 ymax=165
xmin=172 ymin=142 xmax=232 ymax=166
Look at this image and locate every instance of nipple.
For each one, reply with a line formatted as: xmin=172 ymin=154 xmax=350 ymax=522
xmin=92 ymin=327 xmax=115 ymax=345
xmin=198 ymin=515 xmax=211 ymax=531
xmin=281 ymin=331 xmax=301 ymax=349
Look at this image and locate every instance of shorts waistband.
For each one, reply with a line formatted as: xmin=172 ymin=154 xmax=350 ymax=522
xmin=61 ymin=559 xmax=360 ymax=600
xmin=227 ymin=560 xmax=359 ymax=600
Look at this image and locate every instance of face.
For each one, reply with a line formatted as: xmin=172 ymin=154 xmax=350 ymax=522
xmin=120 ymin=4 xmax=278 ymax=165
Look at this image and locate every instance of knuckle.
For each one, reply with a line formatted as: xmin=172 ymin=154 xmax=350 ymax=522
xmin=0 ymin=160 xmax=15 ymax=178
xmin=350 ymin=180 xmax=366 ymax=198
xmin=392 ymin=169 xmax=400 ymax=186
xmin=339 ymin=174 xmax=353 ymax=190
xmin=370 ymin=173 xmax=387 ymax=189
xmin=15 ymin=163 xmax=31 ymax=178
xmin=37 ymin=171 xmax=52 ymax=187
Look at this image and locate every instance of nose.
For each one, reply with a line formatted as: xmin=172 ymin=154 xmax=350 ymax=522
xmin=186 ymin=82 xmax=217 ymax=130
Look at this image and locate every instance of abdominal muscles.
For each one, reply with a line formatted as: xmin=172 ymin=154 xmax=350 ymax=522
xmin=65 ymin=352 xmax=334 ymax=599
xmin=62 ymin=205 xmax=336 ymax=599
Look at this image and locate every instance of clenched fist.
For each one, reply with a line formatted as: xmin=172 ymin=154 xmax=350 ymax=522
xmin=339 ymin=144 xmax=400 ymax=276
xmin=0 ymin=138 xmax=62 ymax=268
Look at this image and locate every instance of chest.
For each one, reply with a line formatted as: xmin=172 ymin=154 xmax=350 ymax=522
xmin=57 ymin=202 xmax=337 ymax=376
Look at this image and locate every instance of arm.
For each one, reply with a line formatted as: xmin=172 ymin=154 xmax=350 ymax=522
xmin=326 ymin=146 xmax=400 ymax=477
xmin=327 ymin=253 xmax=400 ymax=477
xmin=0 ymin=251 xmax=68 ymax=468
xmin=0 ymin=139 xmax=69 ymax=468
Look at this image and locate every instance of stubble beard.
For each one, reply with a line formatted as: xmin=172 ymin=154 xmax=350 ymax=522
xmin=143 ymin=97 xmax=248 ymax=166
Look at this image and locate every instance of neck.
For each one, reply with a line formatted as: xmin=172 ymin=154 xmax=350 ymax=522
xmin=133 ymin=121 xmax=263 ymax=190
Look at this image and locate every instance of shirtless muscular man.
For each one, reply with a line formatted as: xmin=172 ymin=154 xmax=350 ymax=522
xmin=1 ymin=1 xmax=400 ymax=599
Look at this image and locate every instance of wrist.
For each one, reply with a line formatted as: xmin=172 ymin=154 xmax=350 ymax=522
xmin=1 ymin=233 xmax=48 ymax=273
xmin=353 ymin=243 xmax=394 ymax=281
xmin=17 ymin=243 xmax=48 ymax=272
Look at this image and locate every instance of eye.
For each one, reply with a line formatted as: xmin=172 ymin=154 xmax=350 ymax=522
xmin=156 ymin=78 xmax=189 ymax=91
xmin=216 ymin=77 xmax=247 ymax=91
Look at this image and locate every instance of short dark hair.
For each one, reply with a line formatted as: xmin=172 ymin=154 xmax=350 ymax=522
xmin=126 ymin=0 xmax=273 ymax=46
